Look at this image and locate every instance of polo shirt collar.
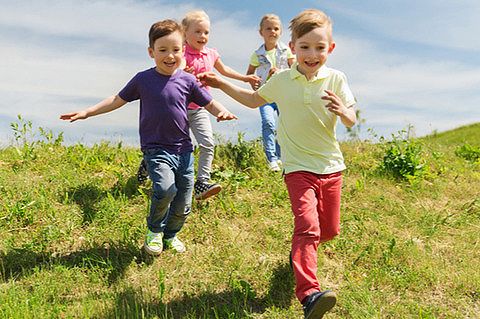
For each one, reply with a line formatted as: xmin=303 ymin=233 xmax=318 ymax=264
xmin=184 ymin=43 xmax=208 ymax=55
xmin=290 ymin=62 xmax=331 ymax=81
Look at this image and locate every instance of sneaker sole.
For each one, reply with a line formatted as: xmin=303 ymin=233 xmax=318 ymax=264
xmin=143 ymin=242 xmax=162 ymax=256
xmin=195 ymin=184 xmax=222 ymax=200
xmin=305 ymin=291 xmax=337 ymax=319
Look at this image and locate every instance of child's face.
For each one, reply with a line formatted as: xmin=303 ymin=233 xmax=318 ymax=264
xmin=185 ymin=19 xmax=210 ymax=51
xmin=259 ymin=20 xmax=281 ymax=46
xmin=148 ymin=30 xmax=184 ymax=76
xmin=290 ymin=27 xmax=335 ymax=80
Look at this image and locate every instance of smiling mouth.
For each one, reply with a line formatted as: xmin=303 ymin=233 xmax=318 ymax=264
xmin=305 ymin=61 xmax=319 ymax=67
xmin=164 ymin=61 xmax=176 ymax=67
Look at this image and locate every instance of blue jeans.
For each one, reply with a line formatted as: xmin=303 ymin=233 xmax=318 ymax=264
xmin=259 ymin=103 xmax=281 ymax=163
xmin=143 ymin=147 xmax=194 ymax=239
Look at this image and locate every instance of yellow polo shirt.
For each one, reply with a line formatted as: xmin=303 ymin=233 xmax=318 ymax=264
xmin=257 ymin=63 xmax=356 ymax=174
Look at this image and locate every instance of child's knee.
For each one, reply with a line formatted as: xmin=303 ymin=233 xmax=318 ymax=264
xmin=152 ymin=183 xmax=177 ymax=200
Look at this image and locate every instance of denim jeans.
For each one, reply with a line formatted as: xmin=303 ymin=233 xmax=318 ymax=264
xmin=259 ymin=103 xmax=281 ymax=163
xmin=143 ymin=147 xmax=194 ymax=239
xmin=188 ymin=107 xmax=214 ymax=182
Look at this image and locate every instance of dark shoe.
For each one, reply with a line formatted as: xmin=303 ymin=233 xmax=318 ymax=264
xmin=303 ymin=290 xmax=337 ymax=319
xmin=194 ymin=180 xmax=222 ymax=200
xmin=137 ymin=159 xmax=149 ymax=183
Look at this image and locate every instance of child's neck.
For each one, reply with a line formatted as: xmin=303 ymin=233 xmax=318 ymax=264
xmin=264 ymin=42 xmax=277 ymax=51
xmin=155 ymin=67 xmax=178 ymax=76
xmin=296 ymin=64 xmax=318 ymax=81
xmin=186 ymin=41 xmax=205 ymax=52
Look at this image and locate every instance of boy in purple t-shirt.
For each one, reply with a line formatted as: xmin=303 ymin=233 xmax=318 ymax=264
xmin=60 ymin=19 xmax=236 ymax=256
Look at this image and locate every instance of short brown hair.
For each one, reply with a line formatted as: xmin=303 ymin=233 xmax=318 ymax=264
xmin=289 ymin=9 xmax=332 ymax=42
xmin=148 ymin=19 xmax=183 ymax=48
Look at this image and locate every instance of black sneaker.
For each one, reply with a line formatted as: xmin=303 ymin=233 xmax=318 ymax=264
xmin=303 ymin=290 xmax=337 ymax=319
xmin=137 ymin=159 xmax=149 ymax=183
xmin=194 ymin=180 xmax=222 ymax=200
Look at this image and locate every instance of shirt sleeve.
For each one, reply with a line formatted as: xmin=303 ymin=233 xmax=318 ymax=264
xmin=257 ymin=72 xmax=279 ymax=104
xmin=189 ymin=77 xmax=213 ymax=107
xmin=211 ymin=47 xmax=220 ymax=63
xmin=249 ymin=52 xmax=260 ymax=67
xmin=118 ymin=73 xmax=140 ymax=102
xmin=334 ymin=72 xmax=356 ymax=107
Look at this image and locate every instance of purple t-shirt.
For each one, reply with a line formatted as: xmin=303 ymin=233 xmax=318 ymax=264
xmin=118 ymin=67 xmax=212 ymax=153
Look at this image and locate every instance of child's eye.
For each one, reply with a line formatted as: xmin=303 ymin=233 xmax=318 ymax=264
xmin=300 ymin=46 xmax=309 ymax=50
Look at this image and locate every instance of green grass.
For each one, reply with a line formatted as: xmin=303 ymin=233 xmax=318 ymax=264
xmin=0 ymin=122 xmax=479 ymax=318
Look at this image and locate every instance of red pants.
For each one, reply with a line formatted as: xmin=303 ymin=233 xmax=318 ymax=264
xmin=284 ymin=171 xmax=342 ymax=303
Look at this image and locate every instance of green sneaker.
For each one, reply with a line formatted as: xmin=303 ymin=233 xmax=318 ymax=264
xmin=144 ymin=230 xmax=163 ymax=256
xmin=163 ymin=236 xmax=186 ymax=253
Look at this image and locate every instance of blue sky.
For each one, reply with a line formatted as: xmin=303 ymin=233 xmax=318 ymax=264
xmin=1 ymin=0 xmax=479 ymax=146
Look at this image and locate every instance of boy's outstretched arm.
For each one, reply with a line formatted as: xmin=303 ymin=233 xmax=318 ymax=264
xmin=214 ymin=59 xmax=261 ymax=88
xmin=198 ymin=72 xmax=267 ymax=109
xmin=60 ymin=95 xmax=127 ymax=122
xmin=204 ymin=100 xmax=238 ymax=122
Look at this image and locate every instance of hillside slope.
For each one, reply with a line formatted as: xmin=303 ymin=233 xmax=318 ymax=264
xmin=0 ymin=124 xmax=479 ymax=318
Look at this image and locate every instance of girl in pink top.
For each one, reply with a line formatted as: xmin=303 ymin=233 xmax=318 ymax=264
xmin=182 ymin=10 xmax=260 ymax=200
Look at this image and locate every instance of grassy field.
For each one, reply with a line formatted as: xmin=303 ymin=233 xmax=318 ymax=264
xmin=0 ymin=120 xmax=479 ymax=318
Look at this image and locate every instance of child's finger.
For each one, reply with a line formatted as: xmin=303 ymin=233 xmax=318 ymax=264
xmin=322 ymin=92 xmax=341 ymax=105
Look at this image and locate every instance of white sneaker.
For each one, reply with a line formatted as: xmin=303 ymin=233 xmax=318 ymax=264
xmin=144 ymin=230 xmax=163 ymax=256
xmin=163 ymin=236 xmax=186 ymax=253
xmin=269 ymin=161 xmax=281 ymax=172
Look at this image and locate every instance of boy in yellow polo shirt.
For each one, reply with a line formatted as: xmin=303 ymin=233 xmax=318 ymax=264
xmin=199 ymin=9 xmax=356 ymax=319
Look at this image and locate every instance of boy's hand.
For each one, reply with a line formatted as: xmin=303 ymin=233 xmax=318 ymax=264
xmin=215 ymin=110 xmax=238 ymax=122
xmin=322 ymin=90 xmax=347 ymax=116
xmin=59 ymin=111 xmax=88 ymax=122
xmin=245 ymin=74 xmax=261 ymax=88
xmin=267 ymin=67 xmax=278 ymax=79
xmin=197 ymin=72 xmax=224 ymax=88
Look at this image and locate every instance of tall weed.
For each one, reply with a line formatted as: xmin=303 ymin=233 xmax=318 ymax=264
xmin=215 ymin=133 xmax=263 ymax=171
xmin=380 ymin=128 xmax=427 ymax=181
xmin=455 ymin=144 xmax=480 ymax=162
xmin=9 ymin=115 xmax=64 ymax=161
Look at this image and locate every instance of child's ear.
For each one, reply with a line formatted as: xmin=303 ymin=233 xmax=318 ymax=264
xmin=148 ymin=47 xmax=154 ymax=58
xmin=328 ymin=42 xmax=336 ymax=54
xmin=289 ymin=41 xmax=296 ymax=54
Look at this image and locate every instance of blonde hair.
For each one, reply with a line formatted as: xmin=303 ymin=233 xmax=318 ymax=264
xmin=182 ymin=10 xmax=210 ymax=31
xmin=289 ymin=9 xmax=332 ymax=42
xmin=259 ymin=13 xmax=282 ymax=30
